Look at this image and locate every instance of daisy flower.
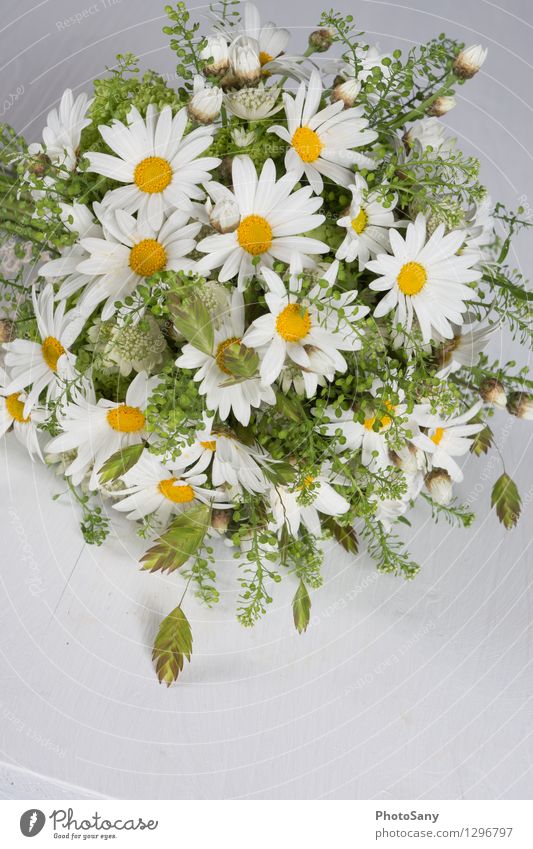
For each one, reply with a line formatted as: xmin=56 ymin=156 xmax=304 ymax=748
xmin=171 ymin=419 xmax=271 ymax=494
xmin=74 ymin=207 xmax=201 ymax=319
xmin=195 ymin=156 xmax=328 ymax=289
xmin=224 ymin=82 xmax=282 ymax=122
xmin=366 ymin=213 xmax=481 ymax=344
xmin=39 ymin=202 xmax=103 ymax=303
xmin=84 ymin=104 xmax=220 ymax=230
xmin=435 ymin=321 xmax=497 ymax=378
xmin=412 ymin=401 xmax=484 ymax=482
xmin=269 ymin=469 xmax=350 ymax=536
xmin=46 ymin=372 xmax=159 ymax=491
xmin=3 ymin=284 xmax=84 ymax=416
xmin=0 ymin=368 xmax=44 ymax=460
xmin=239 ymin=2 xmax=308 ymax=80
xmin=268 ymin=68 xmax=377 ymax=194
xmin=28 ymin=89 xmax=92 ymax=173
xmin=242 ymin=262 xmax=368 ymax=386
xmin=175 ymin=289 xmax=276 ymax=426
xmin=336 ymin=175 xmax=402 ymax=269
xmin=113 ymin=449 xmax=230 ymax=524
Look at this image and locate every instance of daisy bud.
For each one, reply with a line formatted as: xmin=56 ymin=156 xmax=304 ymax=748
xmin=425 ymin=469 xmax=453 ymax=506
xmin=211 ymin=508 xmax=232 ymax=533
xmin=428 ymin=96 xmax=456 ymax=117
xmin=390 ymin=445 xmax=422 ymax=476
xmin=309 ymin=28 xmax=333 ymax=53
xmin=0 ymin=318 xmax=15 ymax=343
xmin=479 ymin=378 xmax=507 ymax=409
xmin=331 ymin=78 xmax=361 ymax=108
xmin=229 ymin=36 xmax=261 ymax=85
xmin=29 ymin=152 xmax=51 ymax=177
xmin=208 ymin=197 xmax=241 ymax=234
xmin=507 ymin=391 xmax=533 ymax=420
xmin=200 ymin=35 xmax=230 ymax=77
xmin=187 ymin=76 xmax=222 ymax=124
xmin=453 ymin=44 xmax=488 ymax=79
xmin=231 ymin=127 xmax=256 ymax=148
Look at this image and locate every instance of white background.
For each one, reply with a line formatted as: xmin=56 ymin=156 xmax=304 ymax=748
xmin=0 ymin=0 xmax=532 ymax=800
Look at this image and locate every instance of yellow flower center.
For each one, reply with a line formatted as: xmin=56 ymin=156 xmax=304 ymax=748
xmin=158 ymin=478 xmax=195 ymax=503
xmin=237 ymin=215 xmax=273 ymax=256
xmin=5 ymin=392 xmax=30 ymax=423
xmin=106 ymin=404 xmax=145 ymax=433
xmin=215 ymin=336 xmax=241 ymax=374
xmin=397 ymin=261 xmax=427 ymax=296
xmin=259 ymin=51 xmax=273 ymax=66
xmin=298 ymin=473 xmax=315 ymax=490
xmin=200 ymin=440 xmax=217 ymax=451
xmin=133 ymin=156 xmax=173 ymax=194
xmin=276 ymin=303 xmax=311 ymax=342
xmin=129 ymin=239 xmax=167 ymax=277
xmin=431 ymin=427 xmax=445 ymax=445
xmin=364 ymin=401 xmax=394 ymax=431
xmin=351 ymin=209 xmax=368 ymax=234
xmin=41 ymin=335 xmax=66 ymax=371
xmin=291 ymin=126 xmax=323 ymax=163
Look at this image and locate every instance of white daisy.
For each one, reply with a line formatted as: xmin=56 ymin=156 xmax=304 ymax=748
xmin=239 ymin=2 xmax=308 ymax=80
xmin=171 ymin=419 xmax=271 ymax=494
xmin=242 ymin=262 xmax=368 ymax=386
xmin=412 ymin=401 xmax=483 ymax=482
xmin=28 ymin=89 xmax=92 ymax=173
xmin=269 ymin=469 xmax=350 ymax=536
xmin=39 ymin=202 xmax=104 ymax=303
xmin=367 ymin=213 xmax=481 ymax=344
xmin=335 ymin=46 xmax=390 ymax=86
xmin=46 ymin=371 xmax=158 ymax=491
xmin=0 ymin=367 xmax=44 ymax=460
xmin=196 ymin=155 xmax=328 ymax=289
xmin=224 ymin=82 xmax=282 ymax=122
xmin=113 ymin=449 xmax=229 ymax=524
xmin=74 ymin=207 xmax=201 ymax=319
xmin=336 ymin=175 xmax=402 ymax=269
xmin=435 ymin=321 xmax=497 ymax=378
xmin=268 ymin=68 xmax=377 ymax=194
xmin=175 ymin=289 xmax=275 ymax=426
xmin=84 ymin=104 xmax=220 ymax=230
xmin=3 ymin=284 xmax=84 ymax=416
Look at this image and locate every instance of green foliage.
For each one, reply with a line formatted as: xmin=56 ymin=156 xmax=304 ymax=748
xmin=322 ymin=516 xmax=359 ymax=554
xmin=152 ymin=605 xmax=193 ymax=685
xmin=164 ymin=3 xmax=207 ymax=83
xmin=140 ymin=503 xmax=211 ymax=573
xmin=491 ymin=474 xmax=521 ymax=530
xmin=293 ymin=580 xmax=311 ymax=634
xmin=168 ymin=294 xmax=214 ymax=356
xmin=421 ymin=493 xmax=475 ymax=528
xmin=98 ymin=443 xmax=144 ymax=485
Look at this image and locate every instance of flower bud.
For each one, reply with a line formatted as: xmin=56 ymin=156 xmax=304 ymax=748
xmin=331 ymin=78 xmax=361 ymax=108
xmin=211 ymin=507 xmax=232 ymax=533
xmin=390 ymin=444 xmax=422 ymax=476
xmin=309 ymin=28 xmax=333 ymax=53
xmin=200 ymin=35 xmax=230 ymax=76
xmin=229 ymin=36 xmax=261 ymax=85
xmin=208 ymin=197 xmax=240 ymax=233
xmin=453 ymin=44 xmax=488 ymax=79
xmin=231 ymin=127 xmax=256 ymax=148
xmin=0 ymin=318 xmax=15 ymax=343
xmin=507 ymin=391 xmax=533 ymax=420
xmin=425 ymin=469 xmax=453 ymax=505
xmin=479 ymin=378 xmax=507 ymax=409
xmin=29 ymin=152 xmax=51 ymax=177
xmin=187 ymin=76 xmax=222 ymax=124
xmin=428 ymin=95 xmax=456 ymax=117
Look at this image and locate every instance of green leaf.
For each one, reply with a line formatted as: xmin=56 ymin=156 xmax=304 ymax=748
xmin=275 ymin=390 xmax=304 ymax=424
xmin=470 ymin=424 xmax=493 ymax=456
xmin=491 ymin=473 xmax=521 ymax=529
xmin=220 ymin=342 xmax=259 ymax=385
xmin=152 ymin=605 xmax=193 ymax=685
xmin=98 ymin=443 xmax=144 ymax=484
xmin=323 ymin=517 xmax=359 ymax=554
xmin=168 ymin=295 xmax=214 ymax=355
xmin=140 ymin=503 xmax=210 ymax=573
xmin=293 ymin=580 xmax=311 ymax=634
xmin=262 ymin=460 xmax=297 ymax=486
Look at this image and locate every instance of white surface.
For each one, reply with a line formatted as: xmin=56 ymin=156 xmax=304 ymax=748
xmin=1 ymin=0 xmax=533 ymax=800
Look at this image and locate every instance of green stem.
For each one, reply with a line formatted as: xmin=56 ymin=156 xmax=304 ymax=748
xmin=386 ymin=70 xmax=456 ymax=130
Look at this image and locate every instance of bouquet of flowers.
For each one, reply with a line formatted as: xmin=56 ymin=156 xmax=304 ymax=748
xmin=1 ymin=2 xmax=531 ymax=684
